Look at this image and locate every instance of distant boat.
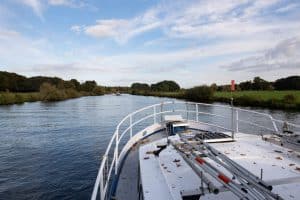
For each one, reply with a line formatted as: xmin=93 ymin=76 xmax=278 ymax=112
xmin=91 ymin=101 xmax=300 ymax=200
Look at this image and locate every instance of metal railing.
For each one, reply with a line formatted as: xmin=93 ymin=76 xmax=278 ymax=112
xmin=91 ymin=101 xmax=299 ymax=200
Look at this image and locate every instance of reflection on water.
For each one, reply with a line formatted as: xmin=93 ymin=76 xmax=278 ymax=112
xmin=0 ymin=94 xmax=299 ymax=199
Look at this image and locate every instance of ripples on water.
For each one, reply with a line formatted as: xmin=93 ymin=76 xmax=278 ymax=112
xmin=0 ymin=95 xmax=299 ymax=199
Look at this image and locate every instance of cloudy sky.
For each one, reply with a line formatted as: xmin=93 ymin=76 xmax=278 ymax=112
xmin=0 ymin=0 xmax=299 ymax=87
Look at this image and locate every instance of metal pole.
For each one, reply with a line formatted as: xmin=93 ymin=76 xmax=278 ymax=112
xmin=194 ymin=137 xmax=277 ymax=196
xmin=153 ymin=106 xmax=156 ymax=124
xmin=171 ymin=141 xmax=219 ymax=194
xmin=130 ymin=115 xmax=133 ymax=138
xmin=270 ymin=116 xmax=279 ymax=134
xmin=235 ymin=109 xmax=239 ymax=133
xmin=186 ymin=103 xmax=189 ymax=120
xmin=200 ymin=171 xmax=204 ymax=195
xmin=115 ymin=130 xmax=119 ymax=175
xmin=231 ymin=98 xmax=234 ymax=139
xmin=100 ymin=174 xmax=104 ymax=200
xmin=160 ymin=103 xmax=163 ymax=123
xmin=184 ymin=136 xmax=281 ymax=199
xmin=196 ymin=104 xmax=199 ymax=122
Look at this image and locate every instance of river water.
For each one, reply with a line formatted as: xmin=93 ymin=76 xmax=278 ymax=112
xmin=0 ymin=94 xmax=299 ymax=199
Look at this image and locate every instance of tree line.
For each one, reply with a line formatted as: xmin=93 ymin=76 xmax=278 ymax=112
xmin=216 ymin=76 xmax=300 ymax=91
xmin=0 ymin=71 xmax=109 ymax=103
xmin=130 ymin=76 xmax=300 ymax=107
xmin=0 ymin=71 xmax=106 ymax=94
xmin=131 ymin=80 xmax=180 ymax=93
xmin=130 ymin=76 xmax=300 ymax=94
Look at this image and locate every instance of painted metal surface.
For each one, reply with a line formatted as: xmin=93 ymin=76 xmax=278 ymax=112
xmin=139 ymin=133 xmax=300 ymax=200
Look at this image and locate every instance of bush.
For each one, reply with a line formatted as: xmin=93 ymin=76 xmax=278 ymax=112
xmin=282 ymin=94 xmax=296 ymax=104
xmin=92 ymin=86 xmax=105 ymax=95
xmin=40 ymin=83 xmax=67 ymax=101
xmin=65 ymin=88 xmax=80 ymax=98
xmin=28 ymin=93 xmax=41 ymax=102
xmin=151 ymin=80 xmax=180 ymax=92
xmin=0 ymin=92 xmax=16 ymax=104
xmin=184 ymin=85 xmax=214 ymax=102
xmin=15 ymin=94 xmax=24 ymax=104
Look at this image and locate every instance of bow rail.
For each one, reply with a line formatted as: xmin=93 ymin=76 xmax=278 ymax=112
xmin=91 ymin=101 xmax=299 ymax=200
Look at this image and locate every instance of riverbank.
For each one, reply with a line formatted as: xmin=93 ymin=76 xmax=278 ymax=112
xmin=2 ymin=90 xmax=300 ymax=110
xmin=214 ymin=91 xmax=300 ymax=110
xmin=131 ymin=90 xmax=300 ymax=110
xmin=0 ymin=90 xmax=101 ymax=105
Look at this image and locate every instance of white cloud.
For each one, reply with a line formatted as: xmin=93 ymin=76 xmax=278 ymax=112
xmin=48 ymin=0 xmax=72 ymax=6
xmin=77 ymin=0 xmax=299 ymax=44
xmin=83 ymin=6 xmax=162 ymax=43
xmin=19 ymin=0 xmax=44 ymax=19
xmin=48 ymin=0 xmax=88 ymax=8
xmin=242 ymin=0 xmax=280 ymax=18
xmin=223 ymin=37 xmax=300 ymax=72
xmin=165 ymin=0 xmax=291 ymax=39
xmin=70 ymin=25 xmax=82 ymax=33
xmin=84 ymin=19 xmax=128 ymax=38
xmin=0 ymin=28 xmax=61 ymax=69
xmin=276 ymin=3 xmax=299 ymax=13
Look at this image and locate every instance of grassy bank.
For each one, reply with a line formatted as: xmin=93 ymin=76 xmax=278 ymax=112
xmin=214 ymin=91 xmax=300 ymax=110
xmin=0 ymin=92 xmax=42 ymax=105
xmin=132 ymin=90 xmax=300 ymax=110
xmin=2 ymin=89 xmax=299 ymax=110
xmin=0 ymin=91 xmax=99 ymax=105
xmin=0 ymin=86 xmax=104 ymax=105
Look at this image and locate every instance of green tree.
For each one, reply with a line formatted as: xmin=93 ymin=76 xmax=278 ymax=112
xmin=239 ymin=81 xmax=252 ymax=90
xmin=252 ymin=77 xmax=272 ymax=90
xmin=274 ymin=76 xmax=300 ymax=90
xmin=70 ymin=79 xmax=80 ymax=90
xmin=40 ymin=82 xmax=63 ymax=101
xmin=80 ymin=80 xmax=97 ymax=92
xmin=131 ymin=83 xmax=150 ymax=91
xmin=185 ymin=85 xmax=214 ymax=102
xmin=93 ymin=86 xmax=105 ymax=95
xmin=210 ymin=83 xmax=218 ymax=92
xmin=150 ymin=80 xmax=180 ymax=92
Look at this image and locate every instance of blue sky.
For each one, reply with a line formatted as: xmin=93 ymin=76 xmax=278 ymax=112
xmin=0 ymin=0 xmax=300 ymax=87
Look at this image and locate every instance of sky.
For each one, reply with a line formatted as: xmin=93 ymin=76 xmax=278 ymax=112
xmin=0 ymin=0 xmax=300 ymax=87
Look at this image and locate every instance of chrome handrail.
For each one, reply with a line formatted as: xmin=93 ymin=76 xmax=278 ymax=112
xmin=91 ymin=101 xmax=299 ymax=200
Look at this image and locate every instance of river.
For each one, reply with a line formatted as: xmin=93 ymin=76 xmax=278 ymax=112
xmin=0 ymin=94 xmax=299 ymax=199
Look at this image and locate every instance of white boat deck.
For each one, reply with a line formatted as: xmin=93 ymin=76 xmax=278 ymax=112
xmin=91 ymin=102 xmax=300 ymax=200
xmin=115 ymin=131 xmax=166 ymax=200
xmin=139 ymin=133 xmax=300 ymax=200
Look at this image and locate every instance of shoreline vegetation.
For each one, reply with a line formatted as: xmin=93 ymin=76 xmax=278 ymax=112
xmin=129 ymin=77 xmax=300 ymax=111
xmin=1 ymin=71 xmax=300 ymax=110
xmin=130 ymin=90 xmax=300 ymax=110
xmin=0 ymin=71 xmax=123 ymax=105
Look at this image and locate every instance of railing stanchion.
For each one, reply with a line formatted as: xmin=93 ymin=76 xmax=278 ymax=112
xmin=235 ymin=109 xmax=239 ymax=133
xmin=153 ymin=106 xmax=156 ymax=124
xmin=186 ymin=103 xmax=189 ymax=120
xmin=160 ymin=103 xmax=163 ymax=122
xmin=100 ymin=170 xmax=104 ymax=200
xmin=196 ymin=104 xmax=199 ymax=122
xmin=130 ymin=115 xmax=133 ymax=138
xmin=115 ymin=130 xmax=119 ymax=175
xmin=231 ymin=98 xmax=234 ymax=139
xmin=270 ymin=116 xmax=279 ymax=134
